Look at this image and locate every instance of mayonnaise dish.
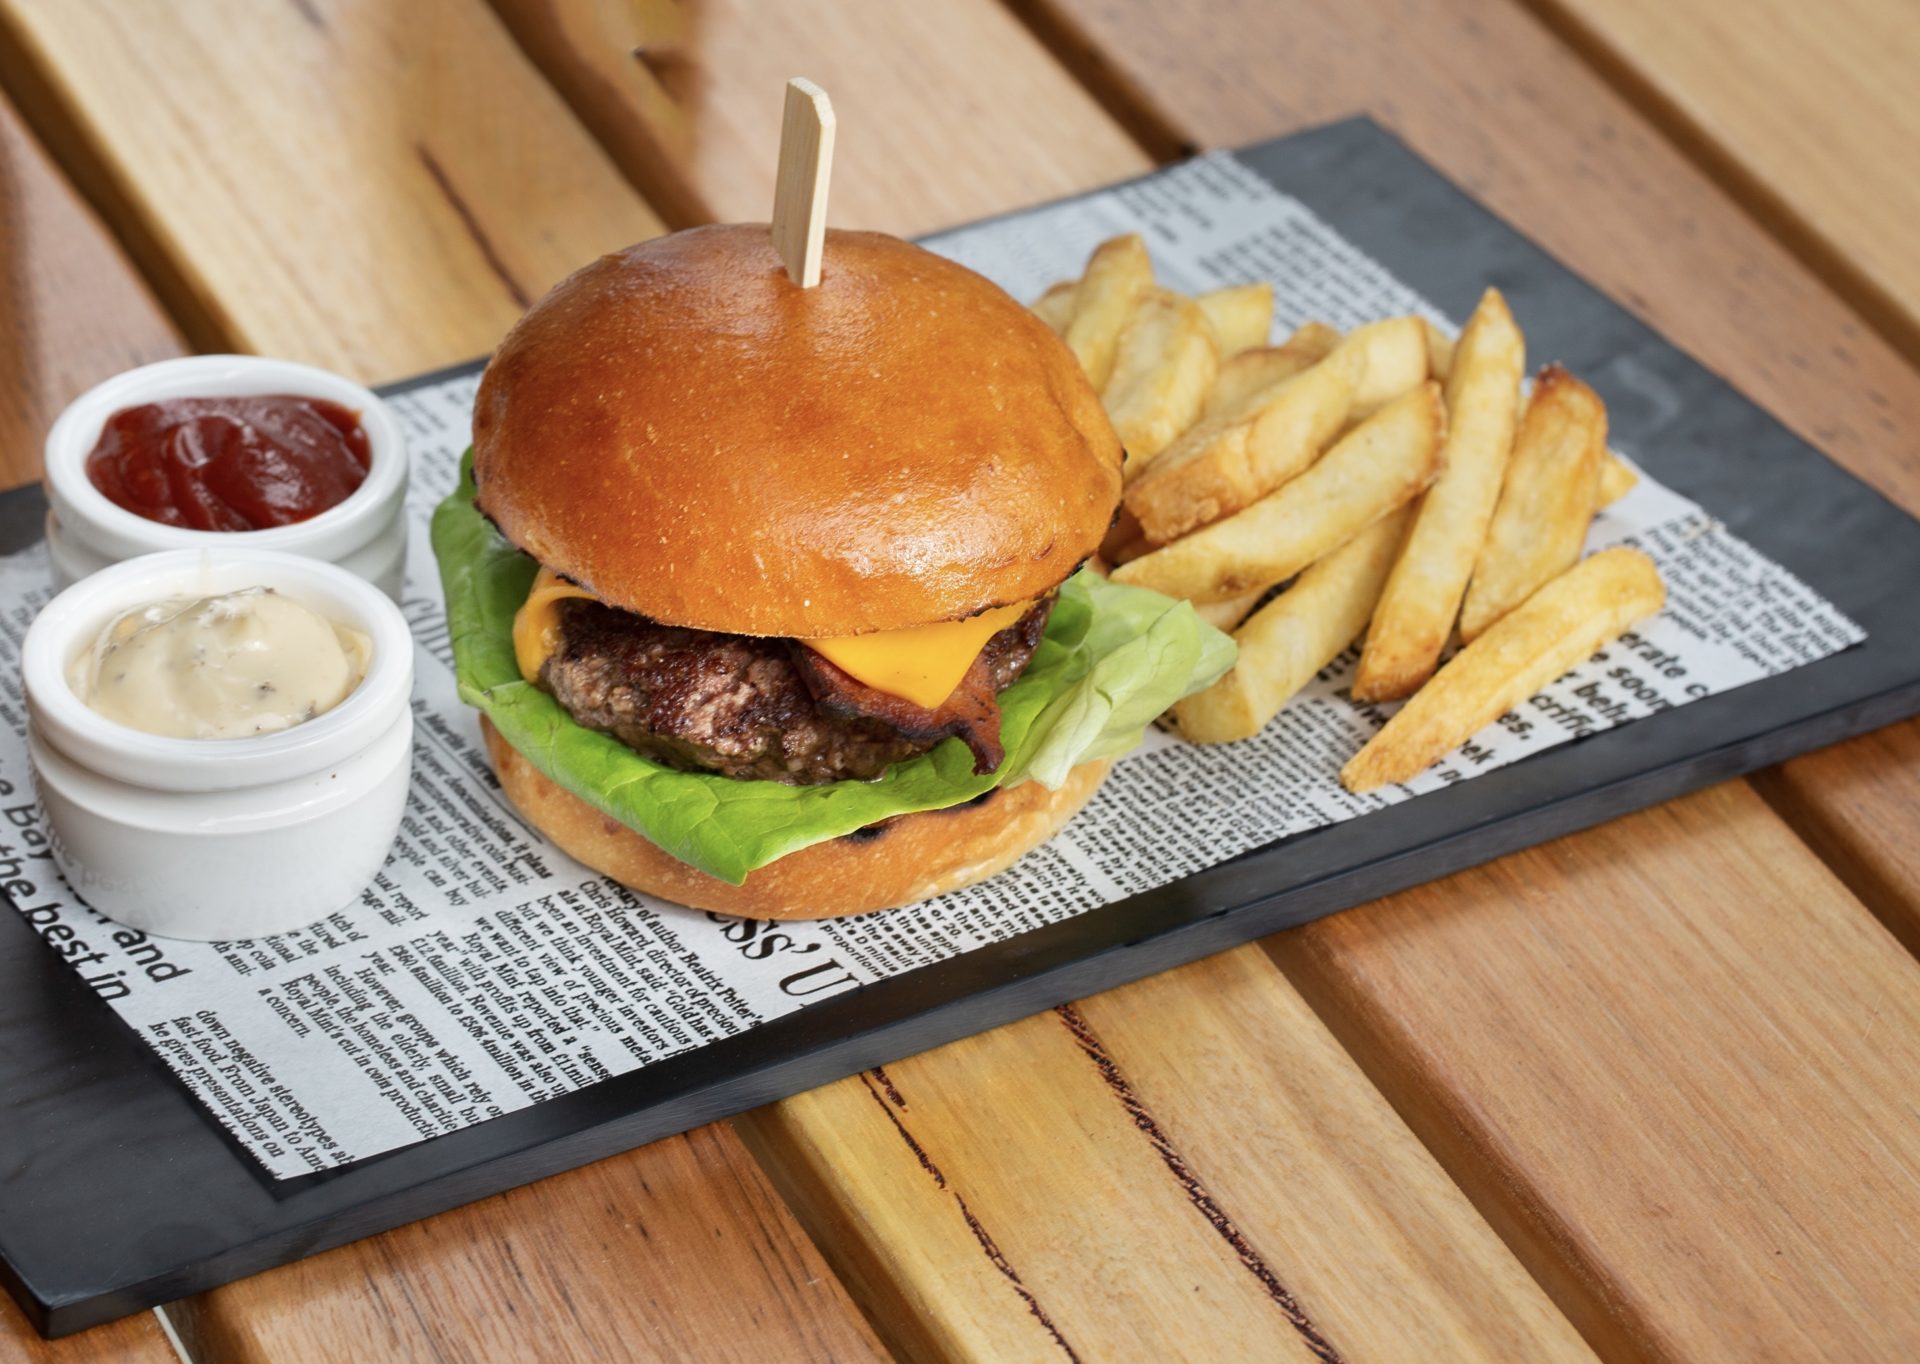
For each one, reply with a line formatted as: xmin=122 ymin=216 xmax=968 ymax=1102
xmin=67 ymin=587 xmax=371 ymax=740
xmin=22 ymin=549 xmax=414 ymax=941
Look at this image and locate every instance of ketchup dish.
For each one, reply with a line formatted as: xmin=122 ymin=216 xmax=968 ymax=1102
xmin=85 ymin=393 xmax=373 ymax=531
xmin=22 ymin=549 xmax=414 ymax=941
xmin=43 ymin=356 xmax=408 ymax=599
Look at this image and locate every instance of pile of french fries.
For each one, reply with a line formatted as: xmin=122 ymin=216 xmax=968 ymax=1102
xmin=1034 ymin=234 xmax=1666 ymax=793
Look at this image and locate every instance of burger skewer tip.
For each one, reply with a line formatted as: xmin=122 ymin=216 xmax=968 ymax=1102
xmin=772 ymin=77 xmax=835 ymax=288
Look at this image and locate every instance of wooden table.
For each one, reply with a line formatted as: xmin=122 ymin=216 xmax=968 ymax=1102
xmin=2 ymin=1 xmax=1917 ymax=1359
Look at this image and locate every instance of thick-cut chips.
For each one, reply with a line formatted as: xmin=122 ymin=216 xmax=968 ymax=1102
xmin=1197 ymin=282 xmax=1275 ymax=357
xmin=1353 ymin=287 xmax=1525 ymax=701
xmin=1113 ymin=383 xmax=1443 ymax=602
xmin=1031 ymin=281 xmax=1076 ymax=334
xmin=1203 ymin=322 xmax=1341 ymax=420
xmin=1125 ymin=338 xmax=1366 ymax=542
xmin=1459 ymin=364 xmax=1606 ymax=642
xmin=1597 ymin=451 xmax=1638 ymax=507
xmin=1104 ymin=288 xmax=1221 ymax=472
xmin=1175 ymin=505 xmax=1412 ymax=743
xmin=1423 ymin=319 xmax=1455 ymax=381
xmin=1043 ymin=230 xmax=1665 ymax=787
xmin=1341 ymin=548 xmax=1665 ymax=791
xmin=1190 ymin=589 xmax=1267 ymax=633
xmin=1344 ymin=317 xmax=1430 ymax=421
xmin=1063 ymin=234 xmax=1152 ymax=390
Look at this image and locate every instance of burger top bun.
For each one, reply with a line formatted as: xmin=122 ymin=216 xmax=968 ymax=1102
xmin=473 ymin=225 xmax=1124 ymax=638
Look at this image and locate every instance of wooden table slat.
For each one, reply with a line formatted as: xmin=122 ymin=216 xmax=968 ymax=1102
xmin=1751 ymin=727 xmax=1920 ymax=956
xmin=1528 ymin=0 xmax=1920 ymax=364
xmin=488 ymin=0 xmax=1147 ymax=239
xmin=0 ymin=0 xmax=664 ymax=384
xmin=0 ymin=91 xmax=181 ymax=489
xmin=1270 ymin=781 xmax=1920 ymax=1359
xmin=1 ymin=1293 xmax=173 ymax=1364
xmin=1517 ymin=0 xmax=1920 ymax=959
xmin=1018 ymin=0 xmax=1920 ymax=1356
xmin=166 ymin=1125 xmax=887 ymax=1364
xmin=740 ymin=951 xmax=1593 ymax=1362
xmin=0 ymin=1 xmax=886 ymax=1356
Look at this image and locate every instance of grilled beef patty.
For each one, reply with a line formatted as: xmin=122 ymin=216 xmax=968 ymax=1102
xmin=541 ymin=596 xmax=1051 ymax=784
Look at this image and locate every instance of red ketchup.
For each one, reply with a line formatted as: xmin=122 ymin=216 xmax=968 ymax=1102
xmin=85 ymin=395 xmax=373 ymax=531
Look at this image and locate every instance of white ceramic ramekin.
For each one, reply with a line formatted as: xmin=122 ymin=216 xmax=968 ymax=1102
xmin=21 ymin=548 xmax=415 ymax=941
xmin=43 ymin=355 xmax=409 ymax=600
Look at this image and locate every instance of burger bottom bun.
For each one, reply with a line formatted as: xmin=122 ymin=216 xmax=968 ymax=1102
xmin=483 ymin=719 xmax=1111 ymax=920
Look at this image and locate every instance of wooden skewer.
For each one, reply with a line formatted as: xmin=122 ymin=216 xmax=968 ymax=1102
xmin=771 ymin=78 xmax=835 ymax=288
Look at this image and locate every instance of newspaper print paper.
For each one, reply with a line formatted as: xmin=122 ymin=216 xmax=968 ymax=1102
xmin=0 ymin=153 xmax=1864 ymax=1175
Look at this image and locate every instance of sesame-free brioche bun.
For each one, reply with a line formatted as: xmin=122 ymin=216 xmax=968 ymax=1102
xmin=472 ymin=224 xmax=1123 ymax=638
xmin=484 ymin=720 xmax=1109 ymax=919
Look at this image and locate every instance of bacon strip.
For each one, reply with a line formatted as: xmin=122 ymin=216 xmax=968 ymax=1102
xmin=792 ymin=647 xmax=1007 ymax=774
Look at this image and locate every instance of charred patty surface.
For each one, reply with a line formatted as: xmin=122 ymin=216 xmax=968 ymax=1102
xmin=542 ymin=596 xmax=1050 ymax=784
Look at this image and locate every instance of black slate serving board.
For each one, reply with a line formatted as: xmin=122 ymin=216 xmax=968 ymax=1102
xmin=7 ymin=117 xmax=1920 ymax=1337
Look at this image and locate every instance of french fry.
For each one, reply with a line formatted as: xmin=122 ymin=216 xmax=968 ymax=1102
xmin=1103 ymin=288 xmax=1220 ymax=471
xmin=1190 ymin=590 xmax=1267 ymax=633
xmin=1031 ymin=281 xmax=1076 ymax=334
xmin=1597 ymin=451 xmax=1638 ymax=507
xmin=1113 ymin=383 xmax=1444 ymax=603
xmin=1341 ymin=548 xmax=1665 ymax=791
xmin=1197 ymin=282 xmax=1274 ymax=357
xmin=1063 ymin=234 xmax=1152 ymax=390
xmin=1175 ymin=506 xmax=1412 ymax=743
xmin=1458 ymin=365 xmax=1607 ymax=642
xmin=1203 ymin=322 xmax=1341 ymax=419
xmin=1353 ymin=287 xmax=1525 ymax=701
xmin=1345 ymin=317 xmax=1430 ymax=421
xmin=1423 ymin=319 xmax=1455 ymax=381
xmin=1125 ymin=339 xmax=1366 ymax=542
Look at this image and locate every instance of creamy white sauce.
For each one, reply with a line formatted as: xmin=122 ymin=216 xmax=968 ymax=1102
xmin=67 ymin=587 xmax=370 ymax=739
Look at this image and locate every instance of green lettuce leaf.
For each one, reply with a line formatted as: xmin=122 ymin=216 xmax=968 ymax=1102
xmin=432 ymin=452 xmax=1233 ymax=884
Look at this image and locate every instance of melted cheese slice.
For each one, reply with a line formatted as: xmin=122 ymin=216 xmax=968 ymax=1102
xmin=809 ymin=601 xmax=1031 ymax=710
xmin=514 ymin=567 xmax=1030 ymax=710
xmin=513 ymin=567 xmax=600 ymax=683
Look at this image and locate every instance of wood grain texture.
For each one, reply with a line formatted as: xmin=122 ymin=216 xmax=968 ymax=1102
xmin=740 ymin=950 xmax=1592 ymax=1362
xmin=1011 ymin=0 xmax=1920 ymax=512
xmin=167 ymin=1124 xmax=885 ymax=1364
xmin=488 ymin=0 xmax=1145 ymax=234
xmin=1270 ymin=781 xmax=1920 ymax=1361
xmin=0 ymin=0 xmax=663 ymax=383
xmin=1518 ymin=0 xmax=1920 ymax=967
xmin=0 ymin=1292 xmax=173 ymax=1364
xmin=1751 ymin=723 xmax=1920 ymax=957
xmin=1014 ymin=0 xmax=1920 ymax=1354
xmin=0 ymin=93 xmax=180 ymax=490
xmin=1527 ymin=0 xmax=1920 ymax=364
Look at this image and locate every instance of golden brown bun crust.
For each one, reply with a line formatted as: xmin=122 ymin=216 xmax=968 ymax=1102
xmin=483 ymin=719 xmax=1109 ymax=919
xmin=472 ymin=225 xmax=1123 ymax=637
